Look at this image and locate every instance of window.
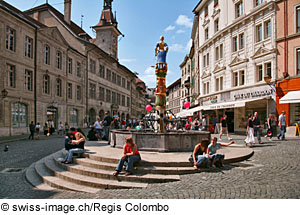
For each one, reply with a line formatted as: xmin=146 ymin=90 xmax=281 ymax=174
xmin=70 ymin=109 xmax=78 ymax=127
xmin=215 ymin=46 xmax=219 ymax=61
xmin=205 ymin=28 xmax=209 ymax=40
xmin=256 ymin=24 xmax=262 ymax=42
xmin=12 ymin=103 xmax=27 ymax=128
xmin=236 ymin=1 xmax=243 ymax=18
xmin=239 ymin=70 xmax=245 ymax=86
xmin=233 ymin=36 xmax=238 ymax=52
xmin=90 ymin=59 xmax=96 ymax=74
xmin=43 ymin=75 xmax=50 ymax=95
xmin=264 ymin=20 xmax=271 ymax=39
xmin=127 ymin=80 xmax=131 ymax=90
xmin=99 ymin=64 xmax=105 ymax=78
xmin=112 ymin=91 xmax=116 ymax=104
xmin=99 ymin=87 xmax=105 ymax=101
xmin=122 ymin=95 xmax=125 ymax=106
xmin=122 ymin=78 xmax=125 ymax=88
xmin=112 ymin=72 xmax=116 ymax=83
xmin=56 ymin=51 xmax=62 ymax=69
xmin=117 ymin=93 xmax=121 ymax=105
xmin=205 ymin=6 xmax=208 ymax=17
xmin=297 ymin=6 xmax=300 ymax=33
xmin=76 ymin=62 xmax=81 ymax=77
xmin=265 ymin=62 xmax=272 ymax=77
xmin=76 ymin=85 xmax=81 ymax=100
xmin=233 ymin=72 xmax=238 ymax=87
xmin=257 ymin=65 xmax=263 ymax=82
xmin=215 ymin=76 xmax=223 ymax=91
xmin=215 ymin=19 xmax=219 ymax=33
xmin=24 ymin=70 xmax=33 ymax=91
xmin=43 ymin=45 xmax=50 ymax=65
xmin=89 ymin=83 xmax=96 ymax=99
xmin=67 ymin=83 xmax=72 ymax=99
xmin=239 ymin=33 xmax=244 ymax=50
xmin=5 ymin=27 xmax=15 ymax=51
xmin=68 ymin=58 xmax=73 ymax=74
xmin=207 ymin=53 xmax=209 ymax=66
xmin=255 ymin=0 xmax=263 ymax=6
xmin=25 ymin=36 xmax=33 ymax=58
xmin=297 ymin=49 xmax=300 ymax=75
xmin=106 ymin=69 xmax=112 ymax=81
xmin=106 ymin=89 xmax=111 ymax=102
xmin=203 ymin=82 xmax=210 ymax=95
xmin=127 ymin=97 xmax=130 ymax=107
xmin=7 ymin=64 xmax=15 ymax=88
xmin=56 ymin=79 xmax=62 ymax=97
xmin=117 ymin=75 xmax=121 ymax=86
xmin=203 ymin=55 xmax=207 ymax=67
xmin=220 ymin=44 xmax=223 ymax=59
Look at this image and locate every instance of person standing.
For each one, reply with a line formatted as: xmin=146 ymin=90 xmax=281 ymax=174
xmin=35 ymin=122 xmax=41 ymax=139
xmin=253 ymin=112 xmax=262 ymax=144
xmin=266 ymin=114 xmax=273 ymax=141
xmin=65 ymin=122 xmax=69 ymax=135
xmin=28 ymin=121 xmax=35 ymax=140
xmin=202 ymin=115 xmax=207 ymax=131
xmin=58 ymin=122 xmax=64 ymax=136
xmin=94 ymin=117 xmax=103 ymax=139
xmin=219 ymin=115 xmax=231 ymax=140
xmin=213 ymin=115 xmax=218 ymax=134
xmin=103 ymin=111 xmax=113 ymax=142
xmin=277 ymin=110 xmax=287 ymax=141
xmin=245 ymin=114 xmax=255 ymax=147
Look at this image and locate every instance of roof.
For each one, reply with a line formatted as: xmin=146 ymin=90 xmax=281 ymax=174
xmin=167 ymin=78 xmax=181 ymax=90
xmin=0 ymin=0 xmax=46 ymax=28
xmin=24 ymin=3 xmax=92 ymax=40
xmin=192 ymin=0 xmax=203 ymax=13
xmin=95 ymin=8 xmax=116 ymax=27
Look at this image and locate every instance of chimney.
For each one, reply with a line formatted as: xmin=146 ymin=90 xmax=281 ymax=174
xmin=64 ymin=0 xmax=71 ymax=25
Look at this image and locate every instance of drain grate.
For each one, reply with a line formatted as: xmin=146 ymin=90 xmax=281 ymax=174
xmin=1 ymin=168 xmax=24 ymax=173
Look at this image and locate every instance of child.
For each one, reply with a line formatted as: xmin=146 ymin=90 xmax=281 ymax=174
xmin=207 ymin=137 xmax=234 ymax=168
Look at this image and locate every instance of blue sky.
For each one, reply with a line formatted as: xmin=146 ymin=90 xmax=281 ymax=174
xmin=6 ymin=0 xmax=198 ymax=88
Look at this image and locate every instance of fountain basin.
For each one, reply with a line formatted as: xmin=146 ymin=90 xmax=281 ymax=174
xmin=110 ymin=130 xmax=211 ymax=152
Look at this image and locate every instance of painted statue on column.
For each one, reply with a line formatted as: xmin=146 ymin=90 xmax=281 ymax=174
xmin=155 ymin=36 xmax=168 ymax=110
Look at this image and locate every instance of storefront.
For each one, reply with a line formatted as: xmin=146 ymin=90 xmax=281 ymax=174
xmin=276 ymin=77 xmax=300 ymax=137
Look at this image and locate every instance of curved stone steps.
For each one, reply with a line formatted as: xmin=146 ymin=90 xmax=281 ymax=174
xmin=45 ymin=156 xmax=148 ymax=189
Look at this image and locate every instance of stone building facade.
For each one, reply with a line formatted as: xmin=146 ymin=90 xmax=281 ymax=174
xmin=0 ymin=0 xmax=139 ymax=136
xmin=191 ymin=0 xmax=277 ymax=133
xmin=275 ymin=0 xmax=300 ymax=136
xmin=166 ymin=78 xmax=181 ymax=115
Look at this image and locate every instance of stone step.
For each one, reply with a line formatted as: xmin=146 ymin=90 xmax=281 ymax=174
xmin=33 ymin=158 xmax=101 ymax=193
xmin=74 ymin=157 xmax=200 ymax=175
xmin=45 ymin=156 xmax=148 ymax=189
xmin=54 ymin=157 xmax=181 ymax=184
xmin=25 ymin=162 xmax=55 ymax=191
xmin=85 ymin=153 xmax=191 ymax=167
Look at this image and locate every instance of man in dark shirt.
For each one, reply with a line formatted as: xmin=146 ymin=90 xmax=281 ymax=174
xmin=219 ymin=115 xmax=232 ymax=140
xmin=253 ymin=112 xmax=262 ymax=144
xmin=103 ymin=111 xmax=113 ymax=142
xmin=28 ymin=121 xmax=35 ymax=140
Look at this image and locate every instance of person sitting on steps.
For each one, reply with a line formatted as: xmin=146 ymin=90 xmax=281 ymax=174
xmin=62 ymin=131 xmax=85 ymax=164
xmin=189 ymin=139 xmax=210 ymax=170
xmin=113 ymin=137 xmax=141 ymax=176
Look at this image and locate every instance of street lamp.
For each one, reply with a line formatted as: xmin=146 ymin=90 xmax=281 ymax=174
xmin=1 ymin=89 xmax=8 ymax=99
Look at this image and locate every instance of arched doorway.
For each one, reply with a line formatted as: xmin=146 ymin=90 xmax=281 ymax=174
xmin=70 ymin=109 xmax=78 ymax=127
xmin=126 ymin=114 xmax=130 ymax=120
xmin=121 ymin=113 xmax=125 ymax=120
xmin=99 ymin=109 xmax=104 ymax=120
xmin=89 ymin=108 xmax=96 ymax=124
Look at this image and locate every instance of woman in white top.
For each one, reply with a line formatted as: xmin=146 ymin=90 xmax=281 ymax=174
xmin=35 ymin=122 xmax=41 ymax=139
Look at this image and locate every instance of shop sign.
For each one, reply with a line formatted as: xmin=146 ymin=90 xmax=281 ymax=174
xmin=210 ymin=103 xmax=235 ymax=110
xmin=201 ymin=95 xmax=218 ymax=102
xmin=211 ymin=99 xmax=217 ymax=103
xmin=233 ymin=89 xmax=274 ymax=101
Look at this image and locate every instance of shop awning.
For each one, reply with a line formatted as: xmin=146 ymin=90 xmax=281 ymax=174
xmin=279 ymin=91 xmax=300 ymax=104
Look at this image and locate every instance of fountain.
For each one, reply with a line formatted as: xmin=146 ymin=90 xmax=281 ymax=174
xmin=110 ymin=36 xmax=210 ymax=152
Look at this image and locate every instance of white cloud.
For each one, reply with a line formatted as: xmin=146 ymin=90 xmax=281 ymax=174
xmin=139 ymin=66 xmax=156 ymax=87
xmin=176 ymin=29 xmax=185 ymax=34
xmin=119 ymin=58 xmax=136 ymax=63
xmin=169 ymin=39 xmax=193 ymax=53
xmin=164 ymin=25 xmax=175 ymax=32
xmin=175 ymin=15 xmax=193 ymax=28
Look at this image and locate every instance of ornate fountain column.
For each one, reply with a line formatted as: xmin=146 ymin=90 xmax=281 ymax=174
xmin=155 ymin=36 xmax=168 ymax=133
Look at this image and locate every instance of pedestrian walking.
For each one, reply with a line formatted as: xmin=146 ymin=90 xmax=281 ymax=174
xmin=44 ymin=122 xmax=49 ymax=137
xmin=277 ymin=110 xmax=287 ymax=141
xmin=28 ymin=121 xmax=35 ymax=140
xmin=65 ymin=122 xmax=69 ymax=135
xmin=219 ymin=115 xmax=232 ymax=140
xmin=35 ymin=122 xmax=41 ymax=139
xmin=103 ymin=111 xmax=113 ymax=142
xmin=245 ymin=114 xmax=255 ymax=147
xmin=253 ymin=112 xmax=262 ymax=144
xmin=94 ymin=117 xmax=103 ymax=139
xmin=58 ymin=121 xmax=64 ymax=136
xmin=212 ymin=115 xmax=218 ymax=134
xmin=266 ymin=114 xmax=273 ymax=141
